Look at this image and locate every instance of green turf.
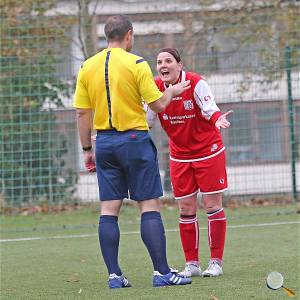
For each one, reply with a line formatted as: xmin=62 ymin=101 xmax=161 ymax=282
xmin=1 ymin=205 xmax=299 ymax=299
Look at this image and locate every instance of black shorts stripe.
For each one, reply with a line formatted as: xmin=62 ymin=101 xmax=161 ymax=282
xmin=136 ymin=58 xmax=145 ymax=64
xmin=105 ymin=50 xmax=114 ymax=128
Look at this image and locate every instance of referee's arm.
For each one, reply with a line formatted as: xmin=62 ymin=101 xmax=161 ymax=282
xmin=148 ymin=82 xmax=190 ymax=113
xmin=76 ymin=108 xmax=93 ymax=149
xmin=136 ymin=60 xmax=190 ymax=113
xmin=74 ymin=67 xmax=93 ymax=150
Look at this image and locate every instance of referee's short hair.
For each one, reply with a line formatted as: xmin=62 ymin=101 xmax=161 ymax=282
xmin=104 ymin=15 xmax=133 ymax=42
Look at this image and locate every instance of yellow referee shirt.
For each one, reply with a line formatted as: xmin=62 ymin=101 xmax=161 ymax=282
xmin=73 ymin=48 xmax=163 ymax=131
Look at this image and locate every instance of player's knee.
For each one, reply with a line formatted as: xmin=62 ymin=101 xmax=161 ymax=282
xmin=203 ymin=193 xmax=223 ymax=213
xmin=205 ymin=205 xmax=223 ymax=214
xmin=178 ymin=204 xmax=197 ymax=215
xmin=177 ymin=196 xmax=197 ymax=215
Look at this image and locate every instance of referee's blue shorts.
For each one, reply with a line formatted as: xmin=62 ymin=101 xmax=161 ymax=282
xmin=95 ymin=130 xmax=163 ymax=201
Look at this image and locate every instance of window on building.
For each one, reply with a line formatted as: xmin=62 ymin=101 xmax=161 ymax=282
xmin=256 ymin=107 xmax=283 ymax=161
xmin=221 ymin=102 xmax=288 ymax=164
xmin=227 ymin=108 xmax=253 ymax=163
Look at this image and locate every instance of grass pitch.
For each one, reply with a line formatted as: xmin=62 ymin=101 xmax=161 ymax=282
xmin=1 ymin=204 xmax=299 ymax=299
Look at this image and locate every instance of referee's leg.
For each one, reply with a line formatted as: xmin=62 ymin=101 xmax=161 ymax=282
xmin=138 ymin=199 xmax=170 ymax=275
xmin=98 ymin=200 xmax=123 ymax=277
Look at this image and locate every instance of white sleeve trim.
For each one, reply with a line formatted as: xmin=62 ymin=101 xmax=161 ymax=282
xmin=193 ymin=80 xmax=220 ymax=121
xmin=146 ymin=106 xmax=157 ymax=128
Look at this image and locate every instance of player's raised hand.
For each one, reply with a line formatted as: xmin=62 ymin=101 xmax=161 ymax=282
xmin=169 ymin=80 xmax=191 ymax=97
xmin=215 ymin=110 xmax=233 ymax=130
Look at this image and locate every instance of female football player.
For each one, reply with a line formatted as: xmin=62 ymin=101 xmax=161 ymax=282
xmin=147 ymin=48 xmax=232 ymax=277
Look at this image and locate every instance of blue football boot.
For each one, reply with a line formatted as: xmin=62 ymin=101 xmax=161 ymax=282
xmin=153 ymin=270 xmax=192 ymax=287
xmin=108 ymin=273 xmax=132 ymax=289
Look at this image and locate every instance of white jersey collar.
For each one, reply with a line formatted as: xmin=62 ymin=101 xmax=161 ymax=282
xmin=163 ymin=70 xmax=186 ymax=89
xmin=181 ymin=70 xmax=186 ymax=82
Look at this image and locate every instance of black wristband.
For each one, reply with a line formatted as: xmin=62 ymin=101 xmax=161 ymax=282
xmin=82 ymin=146 xmax=92 ymax=152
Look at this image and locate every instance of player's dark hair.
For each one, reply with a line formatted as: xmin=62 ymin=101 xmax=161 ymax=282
xmin=104 ymin=15 xmax=133 ymax=42
xmin=158 ymin=48 xmax=181 ymax=63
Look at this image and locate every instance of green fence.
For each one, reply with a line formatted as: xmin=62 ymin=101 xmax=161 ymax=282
xmin=1 ymin=0 xmax=299 ymax=206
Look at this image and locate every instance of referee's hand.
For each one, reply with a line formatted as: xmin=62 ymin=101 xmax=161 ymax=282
xmin=169 ymin=80 xmax=191 ymax=96
xmin=84 ymin=151 xmax=96 ymax=173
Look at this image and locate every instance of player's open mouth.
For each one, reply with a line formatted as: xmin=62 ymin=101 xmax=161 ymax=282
xmin=161 ymin=71 xmax=170 ymax=76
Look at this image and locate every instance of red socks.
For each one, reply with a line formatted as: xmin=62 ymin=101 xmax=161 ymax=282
xmin=179 ymin=215 xmax=199 ymax=264
xmin=207 ymin=208 xmax=226 ymax=263
xmin=179 ymin=209 xmax=226 ymax=265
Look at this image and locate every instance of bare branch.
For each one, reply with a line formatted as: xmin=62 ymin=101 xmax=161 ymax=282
xmin=77 ymin=0 xmax=89 ymax=59
xmin=91 ymin=0 xmax=103 ymax=17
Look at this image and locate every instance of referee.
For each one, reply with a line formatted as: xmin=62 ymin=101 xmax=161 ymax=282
xmin=73 ymin=15 xmax=191 ymax=288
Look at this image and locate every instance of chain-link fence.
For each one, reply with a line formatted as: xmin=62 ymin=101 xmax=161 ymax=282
xmin=1 ymin=0 xmax=299 ymax=206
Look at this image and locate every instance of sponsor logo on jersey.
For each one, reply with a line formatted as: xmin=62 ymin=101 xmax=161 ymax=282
xmin=172 ymin=96 xmax=182 ymax=101
xmin=183 ymin=100 xmax=194 ymax=110
xmin=161 ymin=114 xmax=196 ymax=124
xmin=219 ymin=178 xmax=225 ymax=184
xmin=204 ymin=95 xmax=211 ymax=101
xmin=210 ymin=143 xmax=218 ymax=152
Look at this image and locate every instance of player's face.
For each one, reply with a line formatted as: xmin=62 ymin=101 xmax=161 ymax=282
xmin=157 ymin=52 xmax=182 ymax=85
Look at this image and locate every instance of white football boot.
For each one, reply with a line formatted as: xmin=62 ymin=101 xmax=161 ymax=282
xmin=202 ymin=260 xmax=223 ymax=277
xmin=178 ymin=263 xmax=202 ymax=277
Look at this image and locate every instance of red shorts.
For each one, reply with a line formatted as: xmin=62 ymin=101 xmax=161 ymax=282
xmin=169 ymin=150 xmax=228 ymax=199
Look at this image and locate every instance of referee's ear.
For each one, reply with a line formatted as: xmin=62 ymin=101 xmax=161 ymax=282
xmin=125 ymin=30 xmax=134 ymax=51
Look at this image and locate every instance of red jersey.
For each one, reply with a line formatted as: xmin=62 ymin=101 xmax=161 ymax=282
xmin=147 ymin=71 xmax=224 ymax=161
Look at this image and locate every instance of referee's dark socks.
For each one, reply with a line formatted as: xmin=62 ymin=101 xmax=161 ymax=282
xmin=140 ymin=211 xmax=170 ymax=275
xmin=98 ymin=215 xmax=122 ymax=276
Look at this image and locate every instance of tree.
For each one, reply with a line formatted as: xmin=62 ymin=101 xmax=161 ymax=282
xmin=0 ymin=0 xmax=78 ymax=205
xmin=181 ymin=0 xmax=299 ymax=76
xmin=76 ymin=0 xmax=101 ymax=59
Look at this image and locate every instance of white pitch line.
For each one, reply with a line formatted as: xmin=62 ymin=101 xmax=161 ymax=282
xmin=1 ymin=220 xmax=299 ymax=243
